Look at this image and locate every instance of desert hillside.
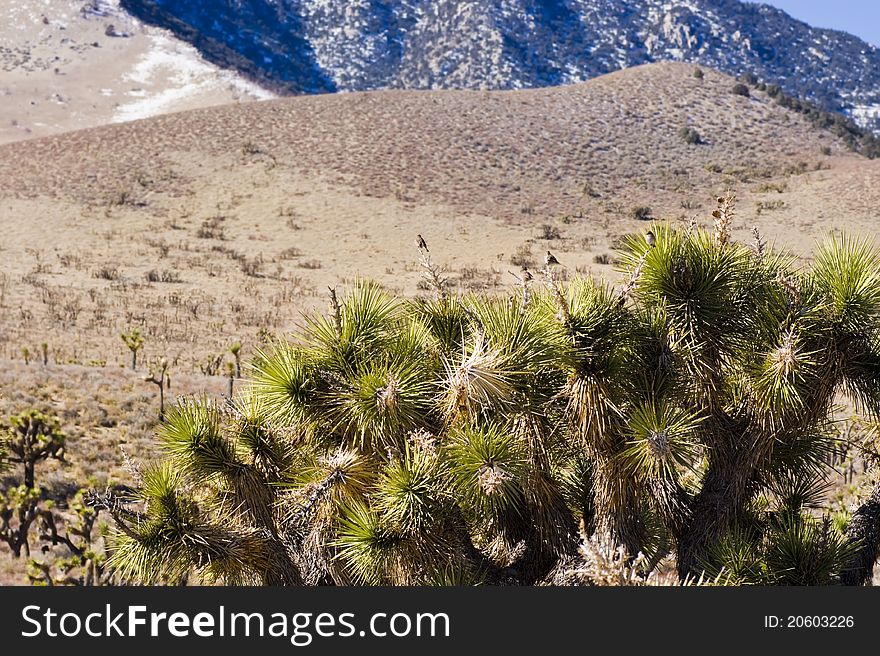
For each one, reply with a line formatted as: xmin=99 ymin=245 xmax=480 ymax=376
xmin=1 ymin=60 xmax=879 ymax=583
xmin=1 ymin=62 xmax=878 ymax=374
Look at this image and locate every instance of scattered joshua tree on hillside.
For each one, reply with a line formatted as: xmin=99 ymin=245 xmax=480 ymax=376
xmin=144 ymin=358 xmax=171 ymax=420
xmin=0 ymin=411 xmax=65 ymax=558
xmin=225 ymin=361 xmax=236 ymax=398
xmin=230 ymin=341 xmax=243 ymax=379
xmin=121 ymin=327 xmax=144 ymax=370
xmin=90 ymin=194 xmax=880 ymax=586
xmin=0 ymin=410 xmax=118 ymax=584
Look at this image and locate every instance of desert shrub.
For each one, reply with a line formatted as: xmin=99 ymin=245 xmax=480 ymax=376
xmin=145 ymin=269 xmax=182 ymax=283
xmin=509 ymin=243 xmax=534 ymax=268
xmin=679 ymin=126 xmax=704 ymax=145
xmin=240 ymin=257 xmax=263 ymax=278
xmin=731 ymin=83 xmax=751 ymax=97
xmin=630 ymin=205 xmax=653 ymax=221
xmin=738 ymin=71 xmax=759 ymax=86
xmin=755 ymin=181 xmax=788 ymax=194
xmin=693 ymin=68 xmax=704 ymax=80
xmin=196 ymin=216 xmax=226 ymax=240
xmin=93 ymin=266 xmax=120 ymax=281
xmin=537 ymin=224 xmax=562 ymax=240
xmin=756 ymin=200 xmax=786 ymax=214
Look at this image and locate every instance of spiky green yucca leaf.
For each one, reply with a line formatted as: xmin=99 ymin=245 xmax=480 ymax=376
xmin=542 ymin=278 xmax=637 ymax=446
xmin=333 ymin=501 xmax=405 ymax=585
xmin=441 ymin=335 xmax=517 ymax=420
xmin=765 ymin=429 xmax=839 ymax=480
xmin=812 ymin=234 xmax=880 ymax=334
xmin=320 ymin=356 xmax=436 ymax=450
xmin=110 ymin=462 xmax=288 ymax=585
xmin=424 ymin=561 xmax=486 ymax=586
xmin=557 ymin=455 xmax=595 ymax=528
xmin=284 ymin=448 xmax=375 ymax=525
xmin=699 ymin=525 xmax=767 ymax=585
xmin=158 ymin=399 xmax=239 ymax=478
xmin=749 ymin=329 xmax=820 ymax=415
xmin=836 ymin=335 xmax=880 ymax=417
xmin=619 ymin=401 xmax=703 ymax=482
xmin=473 ymin=296 xmax=566 ymax=376
xmin=228 ymin=393 xmax=293 ymax=474
xmin=445 ymin=422 xmax=527 ymax=516
xmin=545 ymin=277 xmax=632 ymax=373
xmin=764 ymin=515 xmax=859 ymax=585
xmin=304 ymin=280 xmax=402 ymax=369
xmin=409 ymin=297 xmax=471 ymax=356
xmin=766 ymin=469 xmax=833 ymax=515
xmin=110 ymin=462 xmax=217 ymax=582
xmin=250 ymin=343 xmax=319 ymax=426
xmin=620 ymin=226 xmax=755 ymax=367
xmin=374 ymin=443 xmax=448 ymax=535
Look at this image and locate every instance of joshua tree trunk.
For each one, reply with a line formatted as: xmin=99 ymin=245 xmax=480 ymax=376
xmin=677 ymin=456 xmax=749 ymax=579
xmin=131 ymin=350 xmax=137 ymax=370
xmin=676 ymin=415 xmax=766 ymax=580
xmin=23 ymin=459 xmax=36 ymax=491
xmin=840 ymin=481 xmax=880 ymax=585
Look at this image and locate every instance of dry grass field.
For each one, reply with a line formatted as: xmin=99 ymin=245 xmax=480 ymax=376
xmin=2 ymin=63 xmax=877 ymax=370
xmin=1 ymin=61 xmax=880 ymax=583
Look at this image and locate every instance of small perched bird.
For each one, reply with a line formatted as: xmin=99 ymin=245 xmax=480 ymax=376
xmin=521 ymin=268 xmax=533 ymax=281
xmin=545 ymin=251 xmax=560 ymax=266
xmin=416 ymin=234 xmax=429 ymax=252
xmin=646 ymin=230 xmax=656 ymax=247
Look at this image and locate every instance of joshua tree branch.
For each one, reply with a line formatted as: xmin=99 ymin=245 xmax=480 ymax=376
xmin=84 ymin=490 xmax=142 ymax=541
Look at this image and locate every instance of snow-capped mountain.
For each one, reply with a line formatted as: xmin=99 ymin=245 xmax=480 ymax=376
xmin=119 ymin=0 xmax=880 ymax=132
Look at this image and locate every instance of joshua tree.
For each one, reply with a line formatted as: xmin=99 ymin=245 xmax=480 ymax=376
xmin=225 ymin=361 xmax=236 ymax=398
xmin=121 ymin=328 xmax=144 ymax=370
xmin=93 ymin=196 xmax=880 ymax=586
xmin=20 ymin=347 xmax=30 ymax=366
xmin=40 ymin=342 xmax=48 ymax=366
xmin=0 ymin=411 xmax=65 ymax=557
xmin=230 ymin=342 xmax=243 ymax=378
xmin=144 ymin=358 xmax=170 ymax=420
xmin=28 ymin=490 xmax=115 ymax=586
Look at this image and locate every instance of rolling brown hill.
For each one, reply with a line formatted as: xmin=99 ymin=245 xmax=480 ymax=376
xmin=0 ymin=62 xmax=858 ymax=215
xmin=2 ymin=61 xmax=878 ymax=369
xmin=1 ymin=62 xmax=878 ymax=372
xmin=1 ymin=60 xmax=880 ymax=583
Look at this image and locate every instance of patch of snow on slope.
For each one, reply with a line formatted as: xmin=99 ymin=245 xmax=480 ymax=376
xmin=113 ymin=34 xmax=274 ymax=123
xmin=850 ymin=104 xmax=880 ymax=129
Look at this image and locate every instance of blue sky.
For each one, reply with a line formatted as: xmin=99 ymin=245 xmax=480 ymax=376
xmin=760 ymin=1 xmax=880 ymax=47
